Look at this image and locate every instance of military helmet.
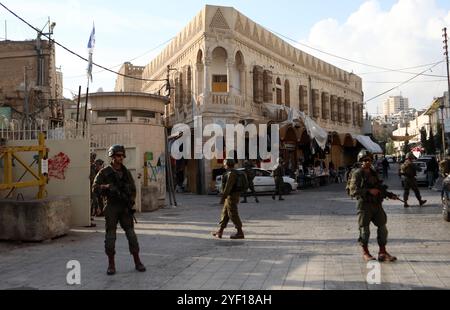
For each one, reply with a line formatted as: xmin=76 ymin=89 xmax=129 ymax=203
xmin=357 ymin=149 xmax=373 ymax=162
xmin=108 ymin=145 xmax=126 ymax=158
xmin=406 ymin=152 xmax=416 ymax=160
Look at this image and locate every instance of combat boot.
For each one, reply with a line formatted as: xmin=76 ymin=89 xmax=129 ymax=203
xmin=255 ymin=197 xmax=260 ymax=203
xmin=107 ymin=254 xmax=116 ymax=276
xmin=212 ymin=228 xmax=224 ymax=239
xmin=230 ymin=228 xmax=245 ymax=240
xmin=132 ymin=252 xmax=146 ymax=272
xmin=241 ymin=197 xmax=248 ymax=204
xmin=361 ymin=245 xmax=376 ymax=262
xmin=419 ymin=200 xmax=427 ymax=207
xmin=378 ymin=246 xmax=397 ymax=262
xmin=404 ymin=203 xmax=410 ymax=208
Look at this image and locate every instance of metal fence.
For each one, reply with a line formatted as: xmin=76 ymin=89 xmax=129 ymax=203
xmin=0 ymin=117 xmax=88 ymax=141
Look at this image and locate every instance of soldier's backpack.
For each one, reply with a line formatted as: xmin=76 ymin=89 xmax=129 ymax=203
xmin=234 ymin=170 xmax=249 ymax=194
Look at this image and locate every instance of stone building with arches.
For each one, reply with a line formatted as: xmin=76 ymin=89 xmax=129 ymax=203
xmin=132 ymin=5 xmax=366 ymax=194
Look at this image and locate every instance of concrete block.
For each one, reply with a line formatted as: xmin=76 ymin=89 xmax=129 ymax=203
xmin=0 ymin=197 xmax=71 ymax=241
xmin=141 ymin=186 xmax=165 ymax=212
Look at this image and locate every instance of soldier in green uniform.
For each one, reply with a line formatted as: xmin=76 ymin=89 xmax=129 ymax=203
xmin=349 ymin=150 xmax=399 ymax=262
xmin=212 ymin=159 xmax=245 ymax=240
xmin=241 ymin=160 xmax=259 ymax=204
xmin=92 ymin=145 xmax=146 ymax=276
xmin=272 ymin=158 xmax=285 ymax=201
xmin=401 ymin=153 xmax=427 ymax=208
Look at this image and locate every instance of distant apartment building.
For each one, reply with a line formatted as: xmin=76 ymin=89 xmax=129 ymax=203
xmin=383 ymin=96 xmax=409 ymax=116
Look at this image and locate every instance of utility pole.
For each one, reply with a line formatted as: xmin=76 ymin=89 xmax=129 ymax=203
xmin=442 ymin=27 xmax=449 ymax=156
xmin=23 ymin=66 xmax=32 ymax=129
xmin=164 ymin=65 xmax=178 ymax=207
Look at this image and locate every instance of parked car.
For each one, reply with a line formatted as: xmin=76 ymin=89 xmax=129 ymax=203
xmin=386 ymin=156 xmax=395 ymax=163
xmin=215 ymin=168 xmax=298 ymax=195
xmin=401 ymin=161 xmax=428 ymax=187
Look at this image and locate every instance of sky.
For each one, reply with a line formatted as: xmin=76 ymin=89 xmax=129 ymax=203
xmin=1 ymin=0 xmax=450 ymax=115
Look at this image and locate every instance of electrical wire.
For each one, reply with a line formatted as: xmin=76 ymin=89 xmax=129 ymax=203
xmin=64 ymin=37 xmax=175 ymax=79
xmin=0 ymin=2 xmax=167 ymax=83
xmin=265 ymin=27 xmax=447 ymax=78
xmin=364 ymin=61 xmax=445 ymax=104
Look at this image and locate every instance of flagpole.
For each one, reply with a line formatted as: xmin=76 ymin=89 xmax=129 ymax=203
xmin=82 ymin=77 xmax=90 ymax=138
xmin=84 ymin=23 xmax=95 ymax=138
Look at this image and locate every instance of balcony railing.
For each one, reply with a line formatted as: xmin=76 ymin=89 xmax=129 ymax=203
xmin=210 ymin=93 xmax=245 ymax=107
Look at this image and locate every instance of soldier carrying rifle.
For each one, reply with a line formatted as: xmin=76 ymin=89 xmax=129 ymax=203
xmin=92 ymin=145 xmax=146 ymax=276
xmin=349 ymin=150 xmax=401 ymax=263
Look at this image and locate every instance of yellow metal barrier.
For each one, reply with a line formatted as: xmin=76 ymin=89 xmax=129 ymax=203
xmin=0 ymin=133 xmax=48 ymax=199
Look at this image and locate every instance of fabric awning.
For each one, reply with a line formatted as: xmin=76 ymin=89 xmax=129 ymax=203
xmin=354 ymin=135 xmax=383 ymax=154
xmin=391 ymin=135 xmax=418 ymax=142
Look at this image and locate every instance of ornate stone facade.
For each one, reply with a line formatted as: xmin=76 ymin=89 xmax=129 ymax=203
xmin=140 ymin=5 xmax=365 ymax=193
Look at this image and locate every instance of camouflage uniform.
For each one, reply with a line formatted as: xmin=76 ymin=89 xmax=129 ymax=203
xmin=401 ymin=160 xmax=423 ymax=205
xmin=218 ymin=170 xmax=243 ymax=230
xmin=349 ymin=167 xmax=390 ymax=248
xmin=272 ymin=164 xmax=285 ymax=200
xmin=93 ymin=164 xmax=140 ymax=256
xmin=439 ymin=159 xmax=450 ymax=177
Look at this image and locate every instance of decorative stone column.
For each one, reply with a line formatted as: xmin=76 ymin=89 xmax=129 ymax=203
xmin=204 ymin=57 xmax=212 ymax=99
xmin=227 ymin=60 xmax=235 ymax=95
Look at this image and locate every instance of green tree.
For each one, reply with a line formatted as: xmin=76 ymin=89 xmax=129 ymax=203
xmin=420 ymin=127 xmax=429 ymax=154
xmin=435 ymin=124 xmax=443 ymax=153
xmin=428 ymin=127 xmax=436 ymax=155
xmin=385 ymin=139 xmax=395 ymax=155
xmin=427 ymin=127 xmax=436 ymax=155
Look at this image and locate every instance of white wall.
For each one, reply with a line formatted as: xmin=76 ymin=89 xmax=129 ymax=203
xmin=2 ymin=139 xmax=91 ymax=227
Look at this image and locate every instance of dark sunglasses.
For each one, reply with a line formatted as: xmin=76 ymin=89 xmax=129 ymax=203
xmin=114 ymin=154 xmax=125 ymax=158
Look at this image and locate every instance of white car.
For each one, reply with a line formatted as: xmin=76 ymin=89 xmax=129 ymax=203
xmin=215 ymin=168 xmax=298 ymax=194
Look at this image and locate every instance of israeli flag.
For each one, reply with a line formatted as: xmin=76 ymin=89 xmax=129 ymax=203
xmin=87 ymin=24 xmax=95 ymax=82
xmin=87 ymin=24 xmax=95 ymax=52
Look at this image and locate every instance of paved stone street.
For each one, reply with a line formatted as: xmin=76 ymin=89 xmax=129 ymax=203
xmin=1 ymin=165 xmax=450 ymax=290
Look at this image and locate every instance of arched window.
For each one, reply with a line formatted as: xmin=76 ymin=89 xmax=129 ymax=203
xmin=276 ymin=78 xmax=282 ymax=105
xmin=299 ymin=85 xmax=307 ymax=113
xmin=331 ymin=95 xmax=338 ymax=122
xmin=338 ymin=97 xmax=345 ymax=123
xmin=187 ymin=66 xmax=192 ymax=105
xmin=196 ymin=50 xmax=204 ymax=96
xmin=263 ymin=70 xmax=273 ymax=103
xmin=253 ymin=66 xmax=263 ymax=103
xmin=312 ymin=89 xmax=320 ymax=118
xmin=211 ymin=47 xmax=228 ymax=93
xmin=321 ymin=93 xmax=329 ymax=120
xmin=284 ymin=80 xmax=290 ymax=107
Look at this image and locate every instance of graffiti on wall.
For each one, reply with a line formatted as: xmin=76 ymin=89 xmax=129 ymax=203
xmin=48 ymin=152 xmax=71 ymax=180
